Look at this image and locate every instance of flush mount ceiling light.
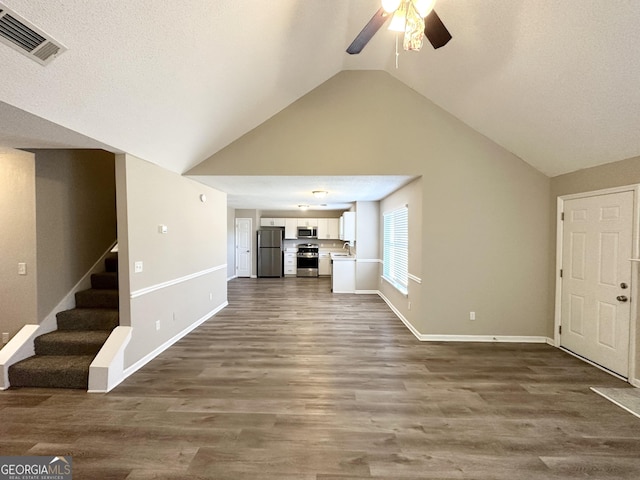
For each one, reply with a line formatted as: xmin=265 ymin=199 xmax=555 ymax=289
xmin=312 ymin=190 xmax=328 ymax=199
xmin=346 ymin=0 xmax=451 ymax=56
xmin=298 ymin=204 xmax=310 ymax=210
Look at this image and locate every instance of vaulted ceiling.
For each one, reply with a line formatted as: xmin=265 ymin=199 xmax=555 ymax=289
xmin=1 ymin=0 xmax=639 ymax=183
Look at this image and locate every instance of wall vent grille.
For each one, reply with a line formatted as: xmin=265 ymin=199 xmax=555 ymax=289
xmin=0 ymin=3 xmax=66 ymax=65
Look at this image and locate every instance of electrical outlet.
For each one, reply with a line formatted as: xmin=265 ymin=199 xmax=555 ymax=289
xmin=209 ymin=292 xmax=213 ymax=301
xmin=2 ymin=332 xmax=9 ymax=344
xmin=470 ymin=311 xmax=476 ymax=321
xmin=134 ymin=261 xmax=143 ymax=273
xmin=408 ymin=301 xmax=411 ymax=310
xmin=18 ymin=263 xmax=27 ymax=275
xmin=155 ymin=320 xmax=161 ymax=331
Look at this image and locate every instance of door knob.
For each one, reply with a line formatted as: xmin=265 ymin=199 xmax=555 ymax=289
xmin=620 ymin=282 xmax=628 ymax=289
xmin=617 ymin=295 xmax=629 ymax=302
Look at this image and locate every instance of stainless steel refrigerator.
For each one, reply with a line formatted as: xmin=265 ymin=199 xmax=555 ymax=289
xmin=257 ymin=229 xmax=283 ymax=277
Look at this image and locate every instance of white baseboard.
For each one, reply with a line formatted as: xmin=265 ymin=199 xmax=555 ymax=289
xmin=227 ymin=274 xmax=237 ymax=281
xmin=419 ymin=334 xmax=550 ymax=343
xmin=356 ymin=290 xmax=378 ymax=295
xmin=377 ymin=291 xmax=551 ymax=345
xmin=116 ymin=301 xmax=228 ymax=389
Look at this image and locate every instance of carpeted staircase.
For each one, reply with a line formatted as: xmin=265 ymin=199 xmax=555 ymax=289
xmin=8 ymin=254 xmax=119 ymax=389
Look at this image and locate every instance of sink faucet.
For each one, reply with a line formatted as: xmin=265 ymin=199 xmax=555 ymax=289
xmin=343 ymin=242 xmax=351 ymax=255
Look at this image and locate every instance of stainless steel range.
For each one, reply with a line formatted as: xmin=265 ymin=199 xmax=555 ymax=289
xmin=297 ymin=244 xmax=319 ymax=277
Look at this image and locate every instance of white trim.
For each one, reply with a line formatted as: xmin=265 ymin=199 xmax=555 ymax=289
xmin=420 ymin=334 xmax=551 ymax=343
xmin=553 ymin=195 xmax=564 ymax=348
xmin=378 ymin=290 xmax=422 ymax=340
xmin=88 ymin=326 xmax=132 ymax=393
xmin=555 ymin=184 xmax=640 ymax=385
xmin=355 ymin=290 xmax=378 ymax=295
xmin=0 ymin=325 xmax=39 ymax=390
xmin=355 ymin=258 xmax=381 ymax=263
xmin=381 ymin=275 xmax=407 ymax=296
xmin=227 ymin=274 xmax=238 ymax=281
xmin=130 ymin=264 xmax=226 ymax=299
xmin=408 ymin=273 xmax=422 ymax=284
xmin=378 ymin=290 xmax=551 ymax=345
xmin=590 ymin=387 xmax=640 ymax=420
xmin=121 ymin=301 xmax=228 ymax=381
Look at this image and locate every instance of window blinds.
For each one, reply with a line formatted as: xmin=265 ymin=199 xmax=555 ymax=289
xmin=382 ymin=206 xmax=408 ymax=294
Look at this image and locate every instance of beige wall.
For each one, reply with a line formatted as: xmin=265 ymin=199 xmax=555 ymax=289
xmin=33 ymin=149 xmax=117 ymax=320
xmin=550 ymin=154 xmax=640 ymax=380
xmin=0 ymin=148 xmax=37 ymax=340
xmin=227 ymin=207 xmax=236 ymax=279
xmin=189 ymin=70 xmax=551 ymax=338
xmin=116 ymin=154 xmax=227 ymax=368
xmin=354 ymin=201 xmax=380 ymax=292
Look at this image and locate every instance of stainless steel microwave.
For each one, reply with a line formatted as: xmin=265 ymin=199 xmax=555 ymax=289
xmin=297 ymin=226 xmax=317 ymax=239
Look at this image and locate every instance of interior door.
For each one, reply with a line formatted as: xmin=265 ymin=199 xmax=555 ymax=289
xmin=236 ymin=218 xmax=252 ymax=278
xmin=560 ymin=190 xmax=634 ymax=377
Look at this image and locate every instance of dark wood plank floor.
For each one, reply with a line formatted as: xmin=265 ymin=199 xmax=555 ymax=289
xmin=2 ymin=277 xmax=639 ymax=479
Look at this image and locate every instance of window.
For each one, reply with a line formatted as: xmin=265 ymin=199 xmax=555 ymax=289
xmin=382 ymin=206 xmax=408 ymax=294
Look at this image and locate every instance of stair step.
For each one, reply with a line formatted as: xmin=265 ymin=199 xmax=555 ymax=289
xmin=105 ymin=254 xmax=118 ymax=273
xmin=35 ymin=330 xmax=111 ymax=356
xmin=75 ymin=289 xmax=118 ymax=309
xmin=8 ymin=355 xmax=94 ymax=389
xmin=91 ymin=271 xmax=118 ymax=290
xmin=56 ymin=308 xmax=119 ymax=331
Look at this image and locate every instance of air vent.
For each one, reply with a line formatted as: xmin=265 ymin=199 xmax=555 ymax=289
xmin=0 ymin=3 xmax=66 ymax=65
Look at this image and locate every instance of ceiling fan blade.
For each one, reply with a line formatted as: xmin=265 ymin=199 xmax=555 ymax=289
xmin=346 ymin=8 xmax=390 ymax=55
xmin=424 ymin=9 xmax=452 ymax=49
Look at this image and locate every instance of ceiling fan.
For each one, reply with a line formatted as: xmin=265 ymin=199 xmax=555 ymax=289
xmin=346 ymin=0 xmax=452 ymax=54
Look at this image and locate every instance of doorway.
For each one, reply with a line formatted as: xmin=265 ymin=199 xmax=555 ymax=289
xmin=236 ymin=218 xmax=252 ymax=278
xmin=556 ymin=187 xmax=638 ymax=378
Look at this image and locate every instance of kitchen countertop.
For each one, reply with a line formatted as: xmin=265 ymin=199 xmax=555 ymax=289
xmin=330 ymin=252 xmax=355 ymax=261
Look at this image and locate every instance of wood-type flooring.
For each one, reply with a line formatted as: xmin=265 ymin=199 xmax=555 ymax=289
xmin=1 ymin=277 xmax=639 ymax=479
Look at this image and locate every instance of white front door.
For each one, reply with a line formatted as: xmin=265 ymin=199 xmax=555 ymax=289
xmin=560 ymin=190 xmax=634 ymax=377
xmin=236 ymin=218 xmax=252 ymax=278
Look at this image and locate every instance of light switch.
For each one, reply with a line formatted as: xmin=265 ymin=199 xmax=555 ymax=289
xmin=18 ymin=263 xmax=27 ymax=275
xmin=158 ymin=224 xmax=168 ymax=234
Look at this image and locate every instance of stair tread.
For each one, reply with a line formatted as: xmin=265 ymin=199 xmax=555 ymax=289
xmin=75 ymin=288 xmax=119 ymax=309
xmin=11 ymin=355 xmax=95 ymax=370
xmin=9 ymin=355 xmax=94 ymax=389
xmin=38 ymin=330 xmax=112 ymax=344
xmin=56 ymin=308 xmax=119 ymax=331
xmin=35 ymin=330 xmax=112 ymax=356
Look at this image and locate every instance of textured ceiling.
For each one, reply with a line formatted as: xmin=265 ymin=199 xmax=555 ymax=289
xmin=0 ymin=1 xmax=639 ymax=197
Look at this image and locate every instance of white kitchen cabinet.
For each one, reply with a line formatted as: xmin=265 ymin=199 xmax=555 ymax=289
xmin=331 ymin=257 xmax=355 ymax=293
xmin=317 ymin=218 xmax=340 ymax=239
xmin=284 ymin=252 xmax=297 ymax=276
xmin=297 ymin=218 xmax=318 ymax=227
xmin=339 ymin=212 xmax=356 ymax=242
xmin=260 ymin=218 xmax=285 ymax=227
xmin=284 ymin=218 xmax=298 ymax=239
xmin=319 ymin=253 xmax=331 ymax=276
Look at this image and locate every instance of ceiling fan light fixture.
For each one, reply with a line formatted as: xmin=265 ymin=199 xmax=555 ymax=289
xmin=388 ymin=6 xmax=407 ymax=32
xmin=413 ymin=0 xmax=436 ymax=17
xmin=381 ymin=0 xmax=402 ymax=13
xmin=312 ymin=190 xmax=328 ymax=199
